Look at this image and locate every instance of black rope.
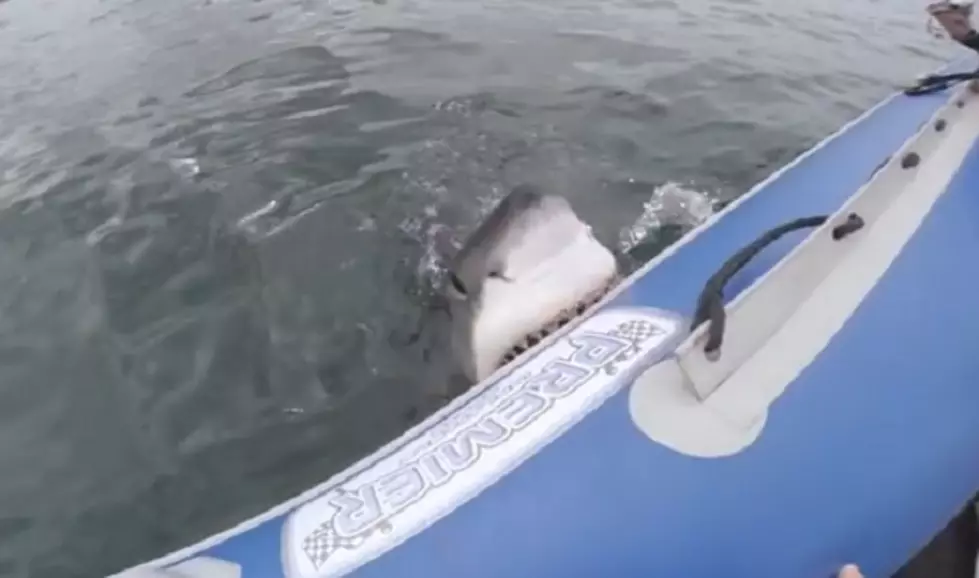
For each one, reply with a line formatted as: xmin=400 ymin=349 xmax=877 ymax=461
xmin=905 ymin=69 xmax=979 ymax=96
xmin=690 ymin=213 xmax=865 ymax=358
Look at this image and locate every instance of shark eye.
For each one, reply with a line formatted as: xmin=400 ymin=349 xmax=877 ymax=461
xmin=449 ymin=273 xmax=467 ymax=296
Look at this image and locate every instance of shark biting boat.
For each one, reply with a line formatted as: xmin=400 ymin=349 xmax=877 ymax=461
xmin=113 ymin=55 xmax=979 ymax=578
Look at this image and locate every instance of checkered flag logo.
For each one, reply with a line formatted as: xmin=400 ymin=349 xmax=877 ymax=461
xmin=302 ymin=519 xmax=367 ymax=569
xmin=608 ymin=320 xmax=663 ymax=344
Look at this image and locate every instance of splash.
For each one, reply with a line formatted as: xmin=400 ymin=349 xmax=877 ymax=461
xmin=398 ymin=191 xmax=504 ymax=292
xmin=399 ymin=209 xmax=456 ymax=288
xmin=405 ymin=180 xmax=717 ymax=295
xmin=395 ymin=97 xmax=518 ymax=290
xmin=617 ymin=181 xmax=716 ymax=254
xmin=400 ymin=93 xmax=717 ymax=294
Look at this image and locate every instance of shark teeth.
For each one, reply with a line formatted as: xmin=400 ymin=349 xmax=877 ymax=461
xmin=497 ymin=275 xmax=621 ymax=369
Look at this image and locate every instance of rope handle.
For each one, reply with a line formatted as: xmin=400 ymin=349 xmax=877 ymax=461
xmin=690 ymin=213 xmax=865 ymax=358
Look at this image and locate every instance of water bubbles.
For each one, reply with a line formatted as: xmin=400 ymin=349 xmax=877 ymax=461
xmin=169 ymin=157 xmax=201 ymax=179
xmin=399 ymin=214 xmax=454 ymax=286
xmin=357 ymin=216 xmax=377 ymax=232
xmin=84 ymin=214 xmax=123 ymax=247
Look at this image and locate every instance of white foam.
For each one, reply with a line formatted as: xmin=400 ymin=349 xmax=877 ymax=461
xmin=617 ymin=181 xmax=716 ymax=253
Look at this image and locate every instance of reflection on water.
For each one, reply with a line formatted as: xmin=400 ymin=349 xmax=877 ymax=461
xmin=0 ymin=0 xmax=954 ymax=575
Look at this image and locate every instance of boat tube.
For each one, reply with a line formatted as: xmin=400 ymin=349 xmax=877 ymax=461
xmin=114 ymin=56 xmax=979 ymax=578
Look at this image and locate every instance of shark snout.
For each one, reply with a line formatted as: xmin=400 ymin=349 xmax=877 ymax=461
xmin=447 ymin=187 xmax=620 ymax=383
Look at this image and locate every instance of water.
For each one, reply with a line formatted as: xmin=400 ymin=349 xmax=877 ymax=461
xmin=0 ymin=0 xmax=958 ymax=576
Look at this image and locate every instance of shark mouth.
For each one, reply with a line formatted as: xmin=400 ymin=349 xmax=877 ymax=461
xmin=497 ymin=275 xmax=622 ymax=369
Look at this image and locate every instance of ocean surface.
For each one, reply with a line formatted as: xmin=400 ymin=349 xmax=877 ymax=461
xmin=0 ymin=0 xmax=960 ymax=576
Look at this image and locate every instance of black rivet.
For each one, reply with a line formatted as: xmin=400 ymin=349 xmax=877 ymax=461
xmin=832 ymin=213 xmax=865 ymax=240
xmin=935 ymin=118 xmax=947 ymax=132
xmin=957 ymin=100 xmax=966 ymax=108
xmin=901 ymin=152 xmax=920 ymax=169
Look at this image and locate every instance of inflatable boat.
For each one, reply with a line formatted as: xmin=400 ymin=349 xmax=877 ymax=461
xmin=116 ymin=56 xmax=979 ymax=578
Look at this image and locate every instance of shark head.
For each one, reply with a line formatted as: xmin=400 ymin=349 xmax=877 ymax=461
xmin=446 ymin=185 xmax=620 ymax=382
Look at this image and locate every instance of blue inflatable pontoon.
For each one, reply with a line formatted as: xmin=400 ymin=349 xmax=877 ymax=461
xmin=114 ymin=58 xmax=979 ymax=578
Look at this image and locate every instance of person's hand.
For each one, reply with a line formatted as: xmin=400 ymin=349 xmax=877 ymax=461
xmin=838 ymin=564 xmax=863 ymax=578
